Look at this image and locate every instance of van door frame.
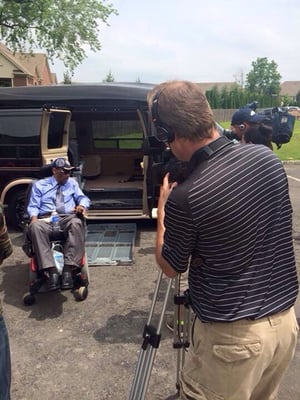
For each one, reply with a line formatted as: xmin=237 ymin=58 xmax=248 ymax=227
xmin=40 ymin=108 xmax=72 ymax=165
xmin=137 ymin=106 xmax=155 ymax=218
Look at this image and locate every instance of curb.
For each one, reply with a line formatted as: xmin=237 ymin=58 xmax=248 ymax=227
xmin=282 ymin=160 xmax=300 ymax=165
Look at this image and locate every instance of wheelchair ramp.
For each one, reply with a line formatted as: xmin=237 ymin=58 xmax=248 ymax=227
xmin=85 ymin=223 xmax=137 ymax=266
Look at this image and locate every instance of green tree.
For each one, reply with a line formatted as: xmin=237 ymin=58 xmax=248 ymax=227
xmin=103 ymin=70 xmax=114 ymax=82
xmin=233 ymin=69 xmax=245 ymax=88
xmin=206 ymin=85 xmax=221 ymax=108
xmin=246 ymin=57 xmax=281 ymax=98
xmin=219 ymin=86 xmax=230 ymax=108
xmin=295 ymin=91 xmax=300 ymax=106
xmin=228 ymin=84 xmax=243 ymax=108
xmin=280 ymin=95 xmax=292 ymax=107
xmin=63 ymin=71 xmax=72 ymax=84
xmin=0 ymin=0 xmax=118 ymax=73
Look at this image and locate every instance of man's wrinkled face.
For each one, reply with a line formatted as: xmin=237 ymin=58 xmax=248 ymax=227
xmin=52 ymin=167 xmax=70 ymax=184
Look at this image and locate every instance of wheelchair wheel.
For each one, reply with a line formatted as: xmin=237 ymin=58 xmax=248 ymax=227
xmin=23 ymin=292 xmax=36 ymax=306
xmin=73 ymin=286 xmax=88 ymax=302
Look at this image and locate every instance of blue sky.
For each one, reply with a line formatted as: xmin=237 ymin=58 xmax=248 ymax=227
xmin=53 ymin=0 xmax=300 ymax=84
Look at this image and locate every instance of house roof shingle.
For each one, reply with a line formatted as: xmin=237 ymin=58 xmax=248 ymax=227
xmin=0 ymin=43 xmax=57 ymax=84
xmin=280 ymin=81 xmax=300 ymax=97
xmin=0 ymin=43 xmax=33 ymax=76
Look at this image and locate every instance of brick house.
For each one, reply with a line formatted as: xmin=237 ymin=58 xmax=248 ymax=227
xmin=0 ymin=43 xmax=57 ymax=87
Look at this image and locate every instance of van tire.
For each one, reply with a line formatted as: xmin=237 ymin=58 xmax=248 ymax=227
xmin=6 ymin=190 xmax=26 ymax=231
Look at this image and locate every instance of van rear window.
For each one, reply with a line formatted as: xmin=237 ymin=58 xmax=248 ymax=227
xmin=0 ymin=112 xmax=41 ymax=159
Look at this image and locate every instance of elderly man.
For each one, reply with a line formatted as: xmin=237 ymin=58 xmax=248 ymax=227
xmin=27 ymin=158 xmax=90 ymax=291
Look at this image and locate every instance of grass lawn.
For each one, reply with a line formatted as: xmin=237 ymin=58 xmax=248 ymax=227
xmin=220 ymin=120 xmax=300 ymax=161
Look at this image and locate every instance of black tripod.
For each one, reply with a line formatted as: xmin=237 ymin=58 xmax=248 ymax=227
xmin=129 ymin=271 xmax=192 ymax=400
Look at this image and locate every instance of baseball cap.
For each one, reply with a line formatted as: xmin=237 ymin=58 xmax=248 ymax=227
xmin=231 ymin=108 xmax=265 ymax=126
xmin=52 ymin=157 xmax=75 ymax=171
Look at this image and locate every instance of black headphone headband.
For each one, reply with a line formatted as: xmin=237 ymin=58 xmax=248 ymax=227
xmin=151 ymin=91 xmax=175 ymax=143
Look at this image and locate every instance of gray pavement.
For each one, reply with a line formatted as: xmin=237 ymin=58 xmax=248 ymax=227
xmin=0 ymin=163 xmax=300 ymax=400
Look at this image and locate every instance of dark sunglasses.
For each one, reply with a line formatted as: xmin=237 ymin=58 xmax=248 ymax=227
xmin=56 ymin=168 xmax=71 ymax=175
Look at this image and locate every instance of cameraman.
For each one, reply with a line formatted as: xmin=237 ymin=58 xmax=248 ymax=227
xmin=230 ymin=107 xmax=265 ymax=141
xmin=148 ymin=80 xmax=299 ymax=400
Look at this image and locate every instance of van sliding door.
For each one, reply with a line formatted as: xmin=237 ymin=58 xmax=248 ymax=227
xmin=40 ymin=108 xmax=71 ymax=165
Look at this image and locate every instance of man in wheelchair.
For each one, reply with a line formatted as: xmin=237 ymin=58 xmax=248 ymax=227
xmin=26 ymin=157 xmax=90 ymax=292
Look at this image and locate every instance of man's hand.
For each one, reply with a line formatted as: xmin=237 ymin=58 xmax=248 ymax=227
xmin=156 ymin=173 xmax=178 ymax=278
xmin=30 ymin=216 xmax=38 ymax=224
xmin=74 ymin=205 xmax=85 ymax=214
xmin=158 ymin=173 xmax=178 ymax=212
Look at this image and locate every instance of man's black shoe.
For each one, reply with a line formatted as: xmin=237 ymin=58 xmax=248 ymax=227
xmin=61 ymin=271 xmax=73 ymax=290
xmin=46 ymin=268 xmax=60 ymax=291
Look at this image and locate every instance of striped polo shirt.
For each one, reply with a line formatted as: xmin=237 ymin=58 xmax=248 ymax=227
xmin=162 ymin=140 xmax=299 ymax=322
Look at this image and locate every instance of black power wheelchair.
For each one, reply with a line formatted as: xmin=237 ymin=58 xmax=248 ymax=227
xmin=21 ymin=165 xmax=89 ymax=306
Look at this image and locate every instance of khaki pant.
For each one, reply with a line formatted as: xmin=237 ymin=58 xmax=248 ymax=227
xmin=180 ymin=307 xmax=299 ymax=400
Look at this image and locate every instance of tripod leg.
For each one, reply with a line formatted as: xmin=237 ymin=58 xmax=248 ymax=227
xmin=182 ymin=306 xmax=191 ymax=367
xmin=173 ymin=275 xmax=191 ymax=394
xmin=129 ymin=270 xmax=173 ymax=400
xmin=173 ymin=275 xmax=183 ymax=393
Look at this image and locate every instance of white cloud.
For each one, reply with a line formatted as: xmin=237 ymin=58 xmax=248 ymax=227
xmin=52 ymin=0 xmax=300 ymax=83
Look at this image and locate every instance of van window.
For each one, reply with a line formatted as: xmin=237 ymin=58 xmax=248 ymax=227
xmin=91 ymin=119 xmax=143 ymax=150
xmin=48 ymin=111 xmax=69 ymax=149
xmin=0 ymin=110 xmax=41 ymax=163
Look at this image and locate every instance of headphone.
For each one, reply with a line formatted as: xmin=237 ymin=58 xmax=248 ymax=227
xmin=151 ymin=91 xmax=175 ymax=143
xmin=239 ymin=124 xmax=246 ymax=130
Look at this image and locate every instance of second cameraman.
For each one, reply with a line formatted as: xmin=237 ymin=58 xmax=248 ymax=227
xmin=230 ymin=107 xmax=265 ymax=141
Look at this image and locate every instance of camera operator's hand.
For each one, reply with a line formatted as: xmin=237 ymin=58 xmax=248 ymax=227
xmin=158 ymin=173 xmax=178 ymax=211
xmin=156 ymin=173 xmax=178 ymax=278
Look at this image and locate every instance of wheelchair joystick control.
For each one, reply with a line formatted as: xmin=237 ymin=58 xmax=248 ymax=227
xmin=51 ymin=210 xmax=60 ymax=232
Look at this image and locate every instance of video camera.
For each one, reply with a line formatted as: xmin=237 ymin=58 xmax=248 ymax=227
xmin=152 ymin=155 xmax=189 ymax=185
xmin=245 ymin=101 xmax=259 ymax=111
xmin=258 ymin=104 xmax=295 ymax=149
xmin=142 ymin=136 xmax=189 ymax=185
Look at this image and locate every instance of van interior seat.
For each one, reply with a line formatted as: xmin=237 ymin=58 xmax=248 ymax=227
xmin=81 ymin=154 xmax=102 ymax=179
